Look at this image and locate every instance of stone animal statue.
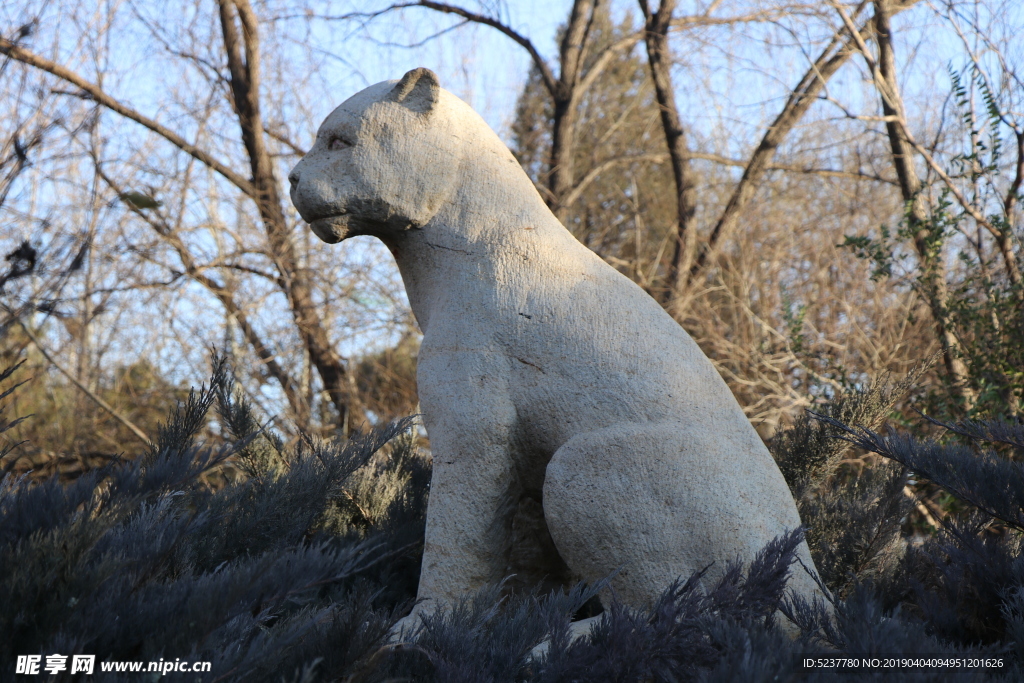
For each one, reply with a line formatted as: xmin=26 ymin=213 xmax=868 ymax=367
xmin=288 ymin=67 xmax=823 ymax=633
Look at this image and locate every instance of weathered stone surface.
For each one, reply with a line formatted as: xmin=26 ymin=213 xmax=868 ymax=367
xmin=288 ymin=68 xmax=823 ymax=630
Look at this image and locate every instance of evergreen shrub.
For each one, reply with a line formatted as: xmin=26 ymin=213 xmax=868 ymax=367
xmin=2 ymin=358 xmax=1022 ymax=681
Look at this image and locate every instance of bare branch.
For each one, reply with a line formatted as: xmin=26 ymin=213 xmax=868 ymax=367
xmin=563 ymin=153 xmax=668 ymax=209
xmin=403 ymin=1 xmax=560 ymax=97
xmin=565 ymin=150 xmax=893 ymax=210
xmin=13 ymin=315 xmax=153 ymax=447
xmin=692 ymin=151 xmax=894 ymax=182
xmin=561 ymin=0 xmax=600 ymax=93
xmin=671 ymin=3 xmax=821 ymax=29
xmin=687 ymin=1 xmax=874 ymax=287
xmin=575 ymin=32 xmax=643 ymax=103
xmin=264 ymin=125 xmax=307 ymax=156
xmin=93 ymin=163 xmax=307 ymax=425
xmin=0 ymin=36 xmax=256 ymax=198
xmin=1008 ymin=131 xmax=1024 ymax=224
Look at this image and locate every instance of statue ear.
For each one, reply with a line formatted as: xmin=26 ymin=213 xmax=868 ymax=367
xmin=388 ymin=67 xmax=440 ymax=114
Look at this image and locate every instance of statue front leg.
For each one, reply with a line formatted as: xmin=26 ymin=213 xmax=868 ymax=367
xmin=392 ymin=354 xmax=518 ymax=638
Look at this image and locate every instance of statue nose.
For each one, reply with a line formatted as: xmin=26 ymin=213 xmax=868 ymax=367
xmin=287 ymin=167 xmax=300 ymax=188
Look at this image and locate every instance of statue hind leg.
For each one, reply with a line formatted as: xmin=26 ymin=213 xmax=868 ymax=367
xmin=541 ymin=422 xmax=823 ymax=610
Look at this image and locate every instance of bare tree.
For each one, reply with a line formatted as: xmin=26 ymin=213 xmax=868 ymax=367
xmin=0 ymin=0 xmax=367 ymax=434
xmin=371 ymin=0 xmax=644 ymax=224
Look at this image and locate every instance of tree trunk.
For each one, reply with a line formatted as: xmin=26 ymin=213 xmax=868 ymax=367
xmin=872 ymin=0 xmax=974 ymax=406
xmin=547 ymin=0 xmax=598 ymax=224
xmin=638 ymin=0 xmax=697 ymax=307
xmin=217 ymin=0 xmax=361 ymax=432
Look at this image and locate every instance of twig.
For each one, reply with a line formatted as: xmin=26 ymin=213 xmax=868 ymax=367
xmin=13 ymin=316 xmax=153 ymax=447
xmin=342 ymin=488 xmax=375 ymax=525
xmin=902 ymin=485 xmax=941 ymax=529
xmin=0 ymin=36 xmax=255 ymax=198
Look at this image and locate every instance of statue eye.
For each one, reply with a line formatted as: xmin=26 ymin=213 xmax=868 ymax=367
xmin=328 ymin=136 xmax=350 ymax=151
